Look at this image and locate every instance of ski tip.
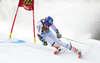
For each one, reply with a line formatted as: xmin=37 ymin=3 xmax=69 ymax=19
xmin=54 ymin=51 xmax=58 ymax=54
xmin=78 ymin=54 xmax=82 ymax=58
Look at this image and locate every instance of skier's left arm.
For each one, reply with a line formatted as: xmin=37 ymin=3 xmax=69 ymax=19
xmin=50 ymin=24 xmax=62 ymax=38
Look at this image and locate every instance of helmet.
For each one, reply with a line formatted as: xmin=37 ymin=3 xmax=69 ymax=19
xmin=44 ymin=16 xmax=53 ymax=26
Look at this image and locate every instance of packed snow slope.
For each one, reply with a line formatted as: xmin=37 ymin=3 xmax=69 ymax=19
xmin=0 ymin=0 xmax=100 ymax=63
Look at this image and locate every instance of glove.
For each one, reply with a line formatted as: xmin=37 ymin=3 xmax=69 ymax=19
xmin=57 ymin=34 xmax=62 ymax=38
xmin=37 ymin=34 xmax=43 ymax=40
xmin=37 ymin=34 xmax=48 ymax=46
xmin=42 ymin=40 xmax=48 ymax=46
xmin=56 ymin=29 xmax=62 ymax=38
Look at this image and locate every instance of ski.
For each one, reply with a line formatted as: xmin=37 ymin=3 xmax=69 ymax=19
xmin=77 ymin=51 xmax=82 ymax=58
xmin=78 ymin=54 xmax=82 ymax=58
xmin=54 ymin=48 xmax=82 ymax=58
xmin=54 ymin=51 xmax=58 ymax=54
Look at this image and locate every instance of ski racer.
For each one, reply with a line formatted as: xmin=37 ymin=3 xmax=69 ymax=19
xmin=37 ymin=16 xmax=81 ymax=58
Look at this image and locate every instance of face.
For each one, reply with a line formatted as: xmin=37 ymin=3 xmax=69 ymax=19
xmin=44 ymin=24 xmax=49 ymax=28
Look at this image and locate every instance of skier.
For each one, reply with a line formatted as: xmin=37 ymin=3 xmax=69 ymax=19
xmin=37 ymin=16 xmax=81 ymax=58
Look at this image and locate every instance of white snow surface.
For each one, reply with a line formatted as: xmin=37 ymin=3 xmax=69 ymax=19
xmin=0 ymin=0 xmax=100 ymax=63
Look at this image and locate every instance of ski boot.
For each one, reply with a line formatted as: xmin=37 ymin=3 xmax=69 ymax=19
xmin=51 ymin=42 xmax=62 ymax=54
xmin=54 ymin=46 xmax=62 ymax=54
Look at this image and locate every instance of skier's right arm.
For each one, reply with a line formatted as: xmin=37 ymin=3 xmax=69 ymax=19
xmin=37 ymin=22 xmax=43 ymax=41
xmin=37 ymin=22 xmax=47 ymax=46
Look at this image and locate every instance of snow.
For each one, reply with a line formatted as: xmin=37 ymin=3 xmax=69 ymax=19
xmin=0 ymin=0 xmax=100 ymax=63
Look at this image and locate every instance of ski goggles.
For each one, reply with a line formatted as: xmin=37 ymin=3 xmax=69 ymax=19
xmin=44 ymin=22 xmax=52 ymax=26
xmin=45 ymin=22 xmax=50 ymax=26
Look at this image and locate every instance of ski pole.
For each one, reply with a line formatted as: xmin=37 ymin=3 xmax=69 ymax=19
xmin=62 ymin=37 xmax=92 ymax=47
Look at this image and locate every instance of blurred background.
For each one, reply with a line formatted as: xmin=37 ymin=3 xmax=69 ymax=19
xmin=0 ymin=0 xmax=100 ymax=41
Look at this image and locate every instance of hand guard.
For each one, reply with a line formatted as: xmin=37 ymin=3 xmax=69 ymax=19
xmin=42 ymin=40 xmax=48 ymax=46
